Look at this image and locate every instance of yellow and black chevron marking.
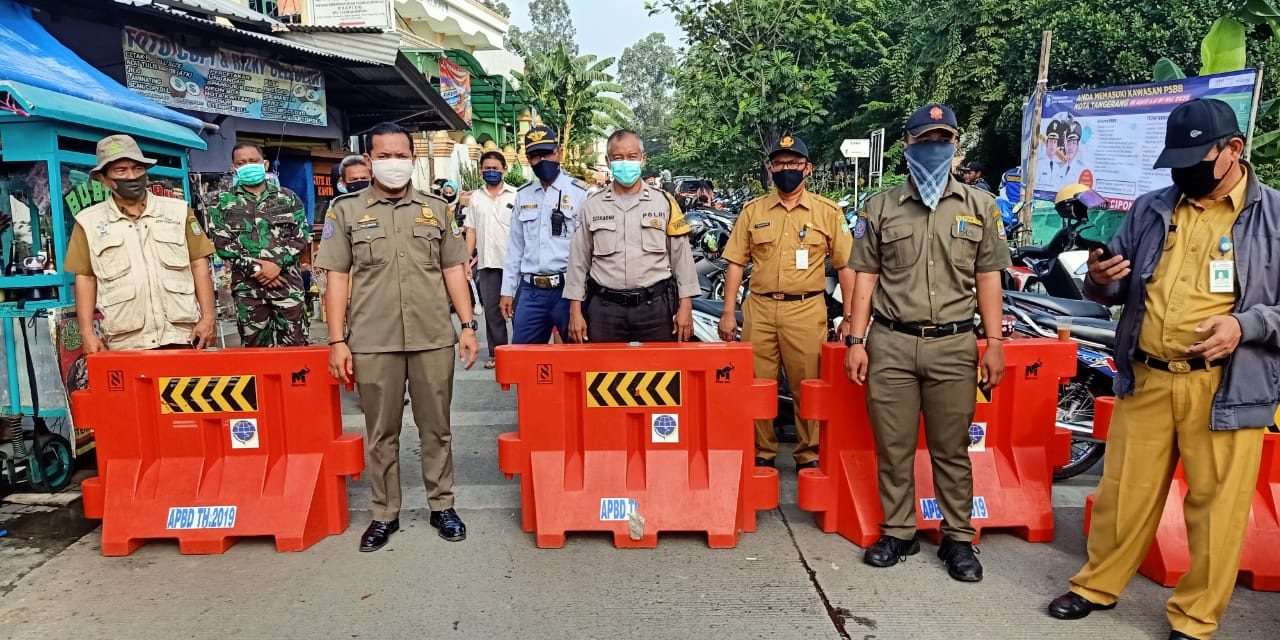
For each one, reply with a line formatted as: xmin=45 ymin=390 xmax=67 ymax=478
xmin=159 ymin=376 xmax=258 ymax=414
xmin=976 ymin=368 xmax=992 ymax=403
xmin=1267 ymin=424 xmax=1279 ymax=435
xmin=586 ymin=371 xmax=681 ymax=408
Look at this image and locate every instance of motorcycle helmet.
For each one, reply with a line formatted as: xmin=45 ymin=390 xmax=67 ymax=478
xmin=700 ymin=228 xmax=730 ymax=259
xmin=1054 ymin=183 xmax=1105 ymax=222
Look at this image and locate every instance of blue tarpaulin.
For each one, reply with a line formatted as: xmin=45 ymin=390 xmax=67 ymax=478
xmin=0 ymin=0 xmax=204 ymax=132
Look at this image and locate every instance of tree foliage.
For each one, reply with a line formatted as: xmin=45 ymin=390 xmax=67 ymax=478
xmin=507 ymin=0 xmax=578 ymax=57
xmin=479 ymin=0 xmax=511 ymax=18
xmin=617 ymin=32 xmax=678 ymax=156
xmin=514 ymin=47 xmax=631 ymax=163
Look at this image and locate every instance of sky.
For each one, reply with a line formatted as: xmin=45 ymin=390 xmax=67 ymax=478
xmin=504 ymin=0 xmax=683 ymax=64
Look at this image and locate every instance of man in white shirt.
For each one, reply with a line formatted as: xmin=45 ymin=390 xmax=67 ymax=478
xmin=463 ymin=150 xmax=517 ymax=369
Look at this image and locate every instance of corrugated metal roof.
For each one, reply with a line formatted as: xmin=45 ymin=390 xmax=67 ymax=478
xmin=113 ymin=0 xmax=283 ymax=30
xmin=286 ymin=24 xmax=384 ymax=34
xmin=278 ymin=29 xmax=400 ymax=66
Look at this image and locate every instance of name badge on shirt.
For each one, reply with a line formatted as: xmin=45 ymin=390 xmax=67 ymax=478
xmin=795 ymin=249 xmax=810 ymax=270
xmin=1209 ymin=260 xmax=1234 ymax=293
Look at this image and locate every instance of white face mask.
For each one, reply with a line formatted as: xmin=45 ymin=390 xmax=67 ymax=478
xmin=371 ymin=158 xmax=414 ymax=190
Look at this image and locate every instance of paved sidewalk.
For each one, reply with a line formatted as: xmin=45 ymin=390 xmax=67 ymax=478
xmin=0 ymin=317 xmax=1276 ymax=638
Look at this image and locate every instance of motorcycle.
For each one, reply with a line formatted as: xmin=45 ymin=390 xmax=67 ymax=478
xmin=1003 ymin=188 xmax=1108 ymax=299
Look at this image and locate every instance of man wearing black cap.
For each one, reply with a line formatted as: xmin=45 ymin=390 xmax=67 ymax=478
xmin=1048 ymin=98 xmax=1280 ymax=640
xmin=957 ymin=160 xmax=993 ymax=194
xmin=844 ymin=103 xmax=1011 ymax=582
xmin=500 ymin=125 xmax=589 ymax=344
xmin=718 ymin=134 xmax=855 ymax=471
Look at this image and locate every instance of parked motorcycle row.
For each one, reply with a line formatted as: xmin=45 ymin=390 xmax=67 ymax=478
xmin=682 ymin=180 xmax=1119 ymax=482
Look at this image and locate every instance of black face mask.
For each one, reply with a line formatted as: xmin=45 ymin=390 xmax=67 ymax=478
xmin=771 ymin=169 xmax=805 ymax=194
xmin=109 ymin=176 xmax=149 ymax=201
xmin=345 ymin=180 xmax=370 ymax=193
xmin=1171 ymin=157 xmax=1227 ymax=199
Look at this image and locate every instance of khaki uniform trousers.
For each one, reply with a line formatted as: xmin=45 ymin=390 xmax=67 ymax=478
xmin=743 ymin=294 xmax=827 ymax=464
xmin=354 ymin=347 xmax=457 ymax=521
xmin=1070 ymin=364 xmax=1264 ymax=639
xmin=866 ymin=324 xmax=978 ymax=542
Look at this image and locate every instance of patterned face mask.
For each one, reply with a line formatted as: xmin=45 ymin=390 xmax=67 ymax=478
xmin=905 ymin=142 xmax=956 ymax=210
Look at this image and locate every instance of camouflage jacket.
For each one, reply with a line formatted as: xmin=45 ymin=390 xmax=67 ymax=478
xmin=207 ymin=183 xmax=307 ymax=300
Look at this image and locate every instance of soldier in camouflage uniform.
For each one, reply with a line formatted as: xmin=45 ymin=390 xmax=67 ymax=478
xmin=207 ymin=143 xmax=309 ymax=346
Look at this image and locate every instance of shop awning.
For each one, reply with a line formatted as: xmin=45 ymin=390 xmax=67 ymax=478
xmin=0 ymin=80 xmax=206 ymax=149
xmin=0 ymin=0 xmax=205 ymax=133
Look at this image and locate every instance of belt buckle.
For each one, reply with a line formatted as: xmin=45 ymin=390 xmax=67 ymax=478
xmin=769 ymin=292 xmax=786 ymax=300
xmin=534 ymin=275 xmax=552 ymax=288
xmin=919 ymin=324 xmax=936 ymax=336
xmin=1168 ymin=360 xmax=1192 ymax=374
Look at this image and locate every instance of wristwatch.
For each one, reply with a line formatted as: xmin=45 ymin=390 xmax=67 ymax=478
xmin=460 ymin=320 xmax=478 ymax=331
xmin=845 ymin=335 xmax=866 ymax=347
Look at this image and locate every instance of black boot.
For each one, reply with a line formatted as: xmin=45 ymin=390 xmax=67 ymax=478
xmin=938 ymin=537 xmax=983 ymax=582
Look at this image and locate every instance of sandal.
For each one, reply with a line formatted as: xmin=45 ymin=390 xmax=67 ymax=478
xmin=484 ymin=360 xmax=497 ymax=369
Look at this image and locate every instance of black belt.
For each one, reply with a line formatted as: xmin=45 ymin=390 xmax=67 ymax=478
xmin=1133 ymin=349 xmax=1226 ymax=374
xmin=874 ymin=316 xmax=974 ymax=339
xmin=753 ymin=290 xmax=823 ymax=302
xmin=594 ymin=280 xmax=670 ymax=306
xmin=522 ymin=273 xmax=565 ymax=289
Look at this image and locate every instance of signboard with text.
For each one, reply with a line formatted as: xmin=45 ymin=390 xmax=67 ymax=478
xmin=122 ymin=25 xmax=327 ymax=126
xmin=309 ymin=0 xmax=394 ymax=30
xmin=1024 ymin=69 xmax=1256 ymax=210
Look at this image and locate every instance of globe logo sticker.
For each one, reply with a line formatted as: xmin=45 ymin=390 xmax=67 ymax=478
xmin=230 ymin=418 xmax=259 ymax=449
xmin=968 ymin=422 xmax=986 ymax=452
xmin=651 ymin=414 xmax=679 ymax=443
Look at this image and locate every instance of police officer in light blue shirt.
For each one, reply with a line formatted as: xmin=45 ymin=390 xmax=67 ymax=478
xmin=499 ymin=125 xmax=590 ymax=344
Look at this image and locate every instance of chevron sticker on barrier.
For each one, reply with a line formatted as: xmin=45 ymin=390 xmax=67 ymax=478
xmin=586 ymin=370 xmax=682 ymax=408
xmin=159 ymin=376 xmax=258 ymax=414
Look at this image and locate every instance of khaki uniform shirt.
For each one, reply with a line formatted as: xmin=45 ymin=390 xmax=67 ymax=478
xmin=314 ymin=188 xmax=469 ymax=354
xmin=1138 ymin=171 xmax=1248 ymax=360
xmin=848 ymin=180 xmax=1010 ymax=325
xmin=722 ymin=191 xmax=853 ymax=295
xmin=64 ymin=195 xmax=214 ymax=350
xmin=564 ymin=185 xmax=701 ymax=300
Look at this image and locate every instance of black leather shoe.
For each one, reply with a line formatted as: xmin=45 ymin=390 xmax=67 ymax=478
xmin=795 ymin=460 xmax=819 ymax=471
xmin=938 ymin=537 xmax=983 ymax=582
xmin=359 ymin=519 xmax=399 ymax=552
xmin=863 ymin=535 xmax=920 ymax=567
xmin=430 ymin=508 xmax=467 ymax=541
xmin=754 ymin=457 xmax=775 ymax=468
xmin=1047 ymin=592 xmax=1117 ymax=620
xmin=1168 ymin=631 xmax=1200 ymax=640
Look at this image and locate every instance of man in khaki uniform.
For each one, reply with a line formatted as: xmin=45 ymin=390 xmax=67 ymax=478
xmin=64 ymin=135 xmax=217 ymax=353
xmin=718 ymin=134 xmax=855 ymax=470
xmin=316 ymin=122 xmax=479 ymax=553
xmin=1049 ymin=99 xmax=1280 ymax=640
xmin=565 ymin=130 xmax=699 ymax=343
xmin=845 ymin=104 xmax=1010 ymax=582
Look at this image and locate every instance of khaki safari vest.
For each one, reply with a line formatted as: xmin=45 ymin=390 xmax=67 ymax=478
xmin=76 ymin=196 xmax=199 ymax=350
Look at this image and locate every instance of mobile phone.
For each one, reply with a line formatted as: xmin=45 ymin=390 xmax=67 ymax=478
xmin=1077 ymin=236 xmax=1114 ymax=260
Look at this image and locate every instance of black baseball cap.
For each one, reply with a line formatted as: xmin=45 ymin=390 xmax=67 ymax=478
xmin=960 ymin=160 xmax=984 ymax=173
xmin=524 ymin=125 xmax=559 ymax=154
xmin=1154 ymin=98 xmax=1243 ymax=169
xmin=768 ymin=133 xmax=809 ymax=160
xmin=906 ymin=103 xmax=959 ymax=137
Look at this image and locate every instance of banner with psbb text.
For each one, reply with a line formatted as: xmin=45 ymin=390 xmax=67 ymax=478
xmin=1025 ymin=69 xmax=1258 ymax=210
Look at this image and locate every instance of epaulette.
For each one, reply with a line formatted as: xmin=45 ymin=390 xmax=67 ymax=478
xmin=571 ymin=178 xmax=591 ymax=190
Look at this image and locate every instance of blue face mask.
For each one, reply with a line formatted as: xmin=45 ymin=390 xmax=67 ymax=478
xmin=235 ymin=163 xmax=267 ymax=186
xmin=482 ymin=169 xmax=504 ymax=185
xmin=609 ymin=160 xmax=643 ymax=187
xmin=904 ymin=142 xmax=956 ymax=210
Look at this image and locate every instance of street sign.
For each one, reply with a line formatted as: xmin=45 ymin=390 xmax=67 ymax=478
xmin=840 ymin=138 xmax=871 ymax=159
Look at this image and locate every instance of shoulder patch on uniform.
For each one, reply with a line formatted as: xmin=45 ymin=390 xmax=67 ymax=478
xmin=571 ymin=178 xmax=590 ymax=190
xmin=852 ymin=217 xmax=867 ymax=239
xmin=321 ymin=219 xmax=336 ymax=239
xmin=190 ymin=219 xmax=203 ymax=236
xmin=666 ymin=206 xmax=691 ymax=237
xmin=325 ymin=210 xmax=337 ymax=220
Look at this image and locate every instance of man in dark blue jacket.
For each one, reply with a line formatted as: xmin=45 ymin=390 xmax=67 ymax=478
xmin=1047 ymin=98 xmax=1280 ymax=640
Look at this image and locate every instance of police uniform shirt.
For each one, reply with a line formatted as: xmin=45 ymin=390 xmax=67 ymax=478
xmin=848 ymin=180 xmax=1011 ymax=325
xmin=500 ymin=172 xmax=589 ymax=297
xmin=564 ymin=184 xmax=701 ymax=300
xmin=314 ymin=188 xmax=469 ymax=353
xmin=722 ymin=191 xmax=853 ymax=294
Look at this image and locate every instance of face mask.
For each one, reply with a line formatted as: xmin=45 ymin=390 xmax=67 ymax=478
xmin=609 ymin=160 xmax=643 ymax=187
xmin=1171 ymin=156 xmax=1228 ymax=199
xmin=234 ymin=163 xmax=267 ymax=186
xmin=482 ymin=169 xmax=505 ymax=186
xmin=371 ymin=159 xmax=414 ymax=190
xmin=532 ymin=160 xmax=561 ymax=183
xmin=771 ymin=168 xmax=805 ymax=194
xmin=345 ymin=179 xmax=370 ymax=193
xmin=904 ymin=141 xmax=956 ymax=210
xmin=109 ymin=176 xmax=149 ymax=201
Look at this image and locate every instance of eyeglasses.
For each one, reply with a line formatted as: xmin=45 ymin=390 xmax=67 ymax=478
xmin=768 ymin=160 xmax=807 ymax=171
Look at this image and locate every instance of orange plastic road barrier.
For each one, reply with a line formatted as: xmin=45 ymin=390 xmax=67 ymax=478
xmin=72 ymin=347 xmax=364 ymax=556
xmin=797 ymin=338 xmax=1076 ymax=546
xmin=495 ymin=343 xmax=778 ymax=548
xmin=1084 ymin=398 xmax=1280 ymax=591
